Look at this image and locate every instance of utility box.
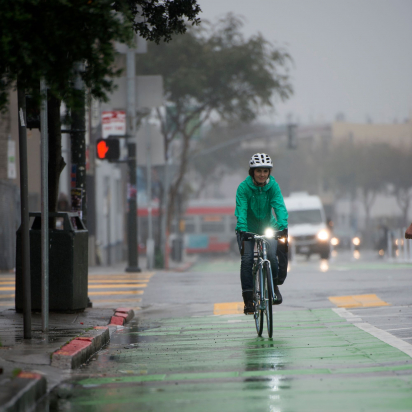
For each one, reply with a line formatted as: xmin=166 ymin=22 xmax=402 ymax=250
xmin=16 ymin=212 xmax=88 ymax=312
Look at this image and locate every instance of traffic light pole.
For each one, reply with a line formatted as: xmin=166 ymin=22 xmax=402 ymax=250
xmin=71 ymin=62 xmax=87 ymax=225
xmin=17 ymin=84 xmax=32 ymax=339
xmin=125 ymin=46 xmax=140 ymax=272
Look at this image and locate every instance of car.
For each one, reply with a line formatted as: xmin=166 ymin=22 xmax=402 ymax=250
xmin=284 ymin=192 xmax=331 ymax=260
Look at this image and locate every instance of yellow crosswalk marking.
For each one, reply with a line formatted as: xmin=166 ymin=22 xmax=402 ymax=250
xmin=0 ymin=294 xmax=15 ymax=299
xmin=328 ymin=294 xmax=389 ymax=308
xmin=88 ymin=284 xmax=147 ymax=289
xmin=90 ymin=297 xmax=142 ymax=303
xmin=88 ymin=290 xmax=144 ymax=296
xmin=214 ymin=302 xmax=244 ymax=315
xmin=88 ymin=280 xmax=147 ymax=284
xmin=0 ymin=272 xmax=153 ymax=308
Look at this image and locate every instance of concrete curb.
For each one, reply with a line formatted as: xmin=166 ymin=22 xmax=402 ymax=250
xmin=51 ymin=307 xmax=134 ymax=369
xmin=108 ymin=307 xmax=135 ymax=326
xmin=0 ymin=372 xmax=47 ymax=412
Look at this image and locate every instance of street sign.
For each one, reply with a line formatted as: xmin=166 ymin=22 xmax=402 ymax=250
xmin=137 ymin=123 xmax=165 ymax=166
xmin=96 ymin=138 xmax=120 ymax=161
xmin=102 ymin=111 xmax=126 ymax=138
xmin=136 ymin=75 xmax=163 ymax=109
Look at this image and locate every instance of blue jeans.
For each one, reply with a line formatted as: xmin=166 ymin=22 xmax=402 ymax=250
xmin=236 ymin=232 xmax=288 ymax=292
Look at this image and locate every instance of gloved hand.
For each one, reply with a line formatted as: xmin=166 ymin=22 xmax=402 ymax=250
xmin=278 ymin=228 xmax=288 ymax=238
xmin=240 ymin=231 xmax=254 ymax=241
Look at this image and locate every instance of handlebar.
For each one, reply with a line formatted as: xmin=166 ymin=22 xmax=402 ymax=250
xmin=241 ymin=231 xmax=284 ymax=241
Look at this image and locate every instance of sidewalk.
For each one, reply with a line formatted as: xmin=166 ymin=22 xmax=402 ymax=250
xmin=0 ymin=256 xmax=197 ymax=411
xmin=0 ymin=307 xmax=124 ymax=411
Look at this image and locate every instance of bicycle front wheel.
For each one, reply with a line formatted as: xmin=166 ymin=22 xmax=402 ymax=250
xmin=263 ymin=262 xmax=273 ymax=338
xmin=253 ymin=264 xmax=264 ymax=336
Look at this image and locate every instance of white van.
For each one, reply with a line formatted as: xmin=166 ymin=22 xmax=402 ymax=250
xmin=284 ymin=192 xmax=330 ymax=259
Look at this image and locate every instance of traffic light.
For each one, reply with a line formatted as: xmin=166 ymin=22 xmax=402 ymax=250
xmin=96 ymin=138 xmax=120 ymax=161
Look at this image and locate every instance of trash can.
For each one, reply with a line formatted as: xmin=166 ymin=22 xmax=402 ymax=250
xmin=16 ymin=212 xmax=88 ymax=312
xmin=171 ymin=238 xmax=183 ymax=262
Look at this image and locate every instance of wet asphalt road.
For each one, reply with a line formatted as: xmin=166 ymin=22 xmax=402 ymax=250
xmin=37 ymin=251 xmax=412 ymax=411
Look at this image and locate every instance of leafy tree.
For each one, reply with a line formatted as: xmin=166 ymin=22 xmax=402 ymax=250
xmin=324 ymin=141 xmax=398 ymax=242
xmin=189 ymin=122 xmax=269 ymax=198
xmin=0 ymin=0 xmax=201 ymax=217
xmin=137 ymin=14 xmax=293 ymax=227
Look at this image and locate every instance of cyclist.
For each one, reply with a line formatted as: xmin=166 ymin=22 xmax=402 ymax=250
xmin=235 ymin=153 xmax=289 ymax=314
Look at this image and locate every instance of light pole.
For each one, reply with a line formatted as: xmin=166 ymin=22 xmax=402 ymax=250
xmin=125 ymin=46 xmax=140 ymax=272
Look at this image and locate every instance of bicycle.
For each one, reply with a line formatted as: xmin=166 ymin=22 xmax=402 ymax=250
xmin=242 ymin=229 xmax=283 ymax=338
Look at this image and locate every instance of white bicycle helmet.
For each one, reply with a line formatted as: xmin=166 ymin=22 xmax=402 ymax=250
xmin=249 ymin=153 xmax=273 ymax=168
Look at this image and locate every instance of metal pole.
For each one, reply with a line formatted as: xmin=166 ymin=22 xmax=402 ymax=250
xmin=162 ymin=156 xmax=171 ymax=269
xmin=125 ymin=46 xmax=140 ymax=272
xmin=387 ymin=231 xmax=392 ymax=261
xmin=106 ymin=178 xmax=111 ymax=265
xmin=409 ymin=239 xmax=412 ymax=263
xmin=403 ymin=227 xmax=407 ymax=261
xmin=40 ymin=79 xmax=49 ymax=332
xmin=146 ymin=119 xmax=154 ymax=269
xmin=71 ymin=62 xmax=87 ymax=225
xmin=17 ymin=84 xmax=32 ymax=339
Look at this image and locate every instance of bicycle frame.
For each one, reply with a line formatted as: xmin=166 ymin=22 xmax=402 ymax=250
xmin=253 ymin=236 xmax=276 ymax=310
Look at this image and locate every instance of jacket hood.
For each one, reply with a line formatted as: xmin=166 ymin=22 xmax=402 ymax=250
xmin=245 ymin=175 xmax=276 ymax=192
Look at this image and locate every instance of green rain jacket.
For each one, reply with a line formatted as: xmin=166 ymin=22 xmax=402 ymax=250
xmin=235 ymin=175 xmax=288 ymax=234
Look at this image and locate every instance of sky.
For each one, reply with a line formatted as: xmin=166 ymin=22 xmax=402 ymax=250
xmin=198 ymin=0 xmax=412 ymax=125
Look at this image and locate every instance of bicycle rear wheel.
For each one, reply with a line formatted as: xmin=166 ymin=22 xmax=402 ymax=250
xmin=253 ymin=263 xmax=264 ymax=336
xmin=263 ymin=262 xmax=273 ymax=338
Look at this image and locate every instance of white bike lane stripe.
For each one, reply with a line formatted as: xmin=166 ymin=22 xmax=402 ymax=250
xmin=333 ymin=307 xmax=412 ymax=358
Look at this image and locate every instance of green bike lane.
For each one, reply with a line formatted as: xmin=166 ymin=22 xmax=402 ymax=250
xmin=45 ymin=308 xmax=412 ymax=412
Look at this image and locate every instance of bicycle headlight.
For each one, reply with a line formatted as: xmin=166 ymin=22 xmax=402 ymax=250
xmin=264 ymin=228 xmax=274 ymax=238
xmin=317 ymin=230 xmax=329 ymax=241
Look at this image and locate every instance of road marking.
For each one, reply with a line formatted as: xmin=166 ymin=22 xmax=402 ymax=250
xmin=385 ymin=327 xmax=412 ymax=331
xmin=213 ymin=302 xmax=244 ymax=315
xmin=88 ymin=284 xmax=147 ymax=289
xmin=333 ymin=308 xmax=412 ymax=358
xmin=0 ymin=294 xmax=15 ymax=299
xmin=88 ymin=290 xmax=144 ymax=296
xmin=88 ymin=280 xmax=148 ymax=284
xmin=91 ymin=298 xmax=141 ymax=304
xmin=329 ymin=294 xmax=389 ymax=308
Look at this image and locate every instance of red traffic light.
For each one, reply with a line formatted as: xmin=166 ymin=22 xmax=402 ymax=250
xmin=96 ymin=138 xmax=120 ymax=161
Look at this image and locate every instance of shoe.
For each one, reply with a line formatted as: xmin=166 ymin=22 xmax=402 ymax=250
xmin=244 ymin=301 xmax=255 ymax=315
xmin=273 ymin=285 xmax=283 ymax=305
xmin=242 ymin=291 xmax=255 ymax=315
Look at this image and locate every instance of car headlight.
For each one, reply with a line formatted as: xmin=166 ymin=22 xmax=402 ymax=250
xmin=264 ymin=228 xmax=274 ymax=238
xmin=317 ymin=230 xmax=329 ymax=241
xmin=331 ymin=237 xmax=339 ymax=246
xmin=352 ymin=237 xmax=361 ymax=246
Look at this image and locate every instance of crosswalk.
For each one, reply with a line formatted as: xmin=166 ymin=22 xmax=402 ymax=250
xmin=0 ymin=275 xmax=14 ymax=307
xmin=88 ymin=272 xmax=153 ymax=310
xmin=0 ymin=272 xmax=154 ymax=311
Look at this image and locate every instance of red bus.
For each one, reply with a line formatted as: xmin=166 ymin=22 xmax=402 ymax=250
xmin=137 ymin=199 xmax=237 ymax=255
